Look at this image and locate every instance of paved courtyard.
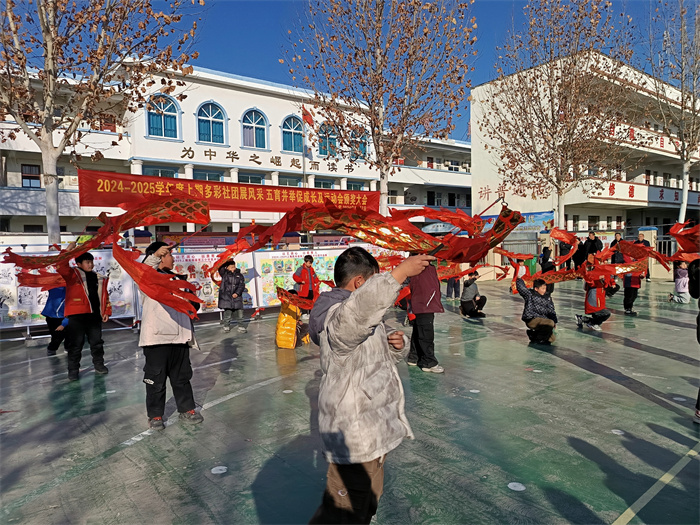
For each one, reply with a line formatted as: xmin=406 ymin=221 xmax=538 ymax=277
xmin=0 ymin=279 xmax=698 ymax=524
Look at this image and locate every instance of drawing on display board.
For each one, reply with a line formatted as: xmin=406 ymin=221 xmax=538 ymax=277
xmin=173 ymin=252 xmax=257 ymax=311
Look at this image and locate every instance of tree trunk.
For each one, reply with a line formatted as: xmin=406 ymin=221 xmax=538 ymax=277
xmin=41 ymin=148 xmax=61 ymax=246
xmin=678 ymin=159 xmax=691 ymax=222
xmin=379 ymin=165 xmax=389 ymax=216
xmin=557 ymin=191 xmax=566 ymax=230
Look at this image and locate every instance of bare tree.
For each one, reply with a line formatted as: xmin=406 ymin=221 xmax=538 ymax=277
xmin=287 ymin=0 xmax=477 ymax=215
xmin=0 ymin=0 xmax=203 ymax=244
xmin=643 ymin=0 xmax=700 ymax=222
xmin=475 ymin=0 xmax=644 ymax=229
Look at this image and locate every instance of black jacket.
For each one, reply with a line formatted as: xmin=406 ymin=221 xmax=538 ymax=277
xmin=218 ymin=266 xmax=246 ymax=310
xmin=583 ymin=237 xmax=603 ymax=255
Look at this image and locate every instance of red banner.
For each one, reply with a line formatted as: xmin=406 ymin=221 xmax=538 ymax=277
xmin=78 ymin=169 xmax=380 ymax=212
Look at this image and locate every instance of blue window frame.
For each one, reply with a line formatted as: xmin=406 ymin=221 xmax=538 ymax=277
xmin=347 ymin=181 xmax=364 ymax=191
xmin=198 ymin=103 xmax=225 ymax=144
xmin=193 ymin=170 xmax=223 ymax=182
xmin=147 ymin=95 xmax=178 ymax=138
xmin=143 ymin=166 xmax=177 ymax=178
xmin=282 ymin=116 xmax=304 ymax=153
xmin=318 ymin=123 xmax=337 ymax=156
xmin=242 ymin=110 xmax=266 ymax=148
xmin=238 ymin=173 xmax=264 ymax=185
xmin=278 ymin=176 xmax=301 ymax=187
xmin=315 ymin=178 xmax=334 ymax=189
xmin=350 ymin=131 xmax=367 ymax=161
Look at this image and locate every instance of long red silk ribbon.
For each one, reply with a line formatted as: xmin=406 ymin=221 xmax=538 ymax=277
xmin=4 ymin=196 xmax=210 ymax=318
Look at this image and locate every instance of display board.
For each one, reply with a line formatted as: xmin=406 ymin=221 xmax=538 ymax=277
xmin=0 ymin=245 xmax=402 ymax=330
xmin=172 ymin=251 xmax=257 ymax=311
xmin=0 ymin=250 xmax=137 ymax=329
xmin=253 ymin=248 xmax=344 ymax=307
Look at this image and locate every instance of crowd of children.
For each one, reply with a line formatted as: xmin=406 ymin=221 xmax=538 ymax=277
xmin=33 ymin=231 xmax=695 ymax=522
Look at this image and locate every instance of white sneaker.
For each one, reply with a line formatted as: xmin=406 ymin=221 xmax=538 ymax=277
xmin=237 ymin=325 xmax=247 ymax=333
xmin=587 ymin=324 xmax=602 ymax=331
xmin=300 ymin=314 xmax=310 ymax=323
xmin=421 ymin=364 xmax=445 ymax=374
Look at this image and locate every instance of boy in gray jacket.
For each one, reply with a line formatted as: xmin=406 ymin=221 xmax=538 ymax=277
xmin=308 ymin=247 xmax=434 ymax=524
xmin=140 ymin=242 xmax=203 ymax=430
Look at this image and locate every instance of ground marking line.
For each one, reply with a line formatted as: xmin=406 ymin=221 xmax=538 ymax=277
xmin=611 ymin=441 xmax=700 ymax=525
xmin=118 ymin=375 xmax=284 ymax=446
xmin=1 ymin=374 xmax=287 ymax=517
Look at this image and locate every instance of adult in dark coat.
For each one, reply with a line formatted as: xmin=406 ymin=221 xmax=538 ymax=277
xmin=635 ymin=233 xmax=652 ymax=280
xmin=218 ymin=260 xmax=247 ymax=333
xmin=610 ymin=232 xmax=624 ymax=264
xmin=539 ymin=246 xmax=555 ymax=295
xmin=559 ymin=241 xmax=572 ymax=270
xmin=583 ymin=231 xmax=603 ymax=256
xmin=572 ymin=238 xmax=587 ymax=271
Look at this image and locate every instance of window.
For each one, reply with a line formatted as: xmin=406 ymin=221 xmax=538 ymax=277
xmin=242 ymin=110 xmax=266 ymax=148
xmin=238 ymin=173 xmax=264 ymax=185
xmin=147 ymin=95 xmax=178 ymax=138
xmin=662 ymin=173 xmax=671 ymax=187
xmin=616 ymin=216 xmax=623 ymax=228
xmin=347 ymin=181 xmax=364 ymax=191
xmin=588 ymin=215 xmax=599 ymax=230
xmin=21 ymin=164 xmax=41 ymax=188
xmin=606 ymin=216 xmax=612 ymax=228
xmin=426 ymin=156 xmax=434 ymax=169
xmin=427 ymin=191 xmax=435 ymax=206
xmin=572 ymin=215 xmax=580 ymax=232
xmin=435 ymin=192 xmax=443 ymax=206
xmin=318 ymin=124 xmax=337 ymax=156
xmin=23 ymin=224 xmax=43 ymax=233
xmin=282 ymin=116 xmax=303 ymax=153
xmin=198 ymin=103 xmax=225 ymax=144
xmin=278 ymin=176 xmax=301 ymax=187
xmin=392 ymin=157 xmax=405 ymax=165
xmin=350 ymin=131 xmax=367 ymax=160
xmin=315 ymin=178 xmax=334 ymax=189
xmin=86 ymin=226 xmax=101 ymax=232
xmin=388 ymin=189 xmax=398 ymax=205
xmin=143 ymin=167 xmax=177 ymax=178
xmin=645 ymin=170 xmax=652 ymax=185
xmin=447 ymin=160 xmax=460 ymax=172
xmin=448 ymin=193 xmax=457 ymax=207
xmin=193 ymin=170 xmax=223 ymax=182
xmin=155 ymin=225 xmax=170 ymax=233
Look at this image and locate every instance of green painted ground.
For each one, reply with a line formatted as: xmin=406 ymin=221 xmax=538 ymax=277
xmin=0 ymin=279 xmax=698 ymax=524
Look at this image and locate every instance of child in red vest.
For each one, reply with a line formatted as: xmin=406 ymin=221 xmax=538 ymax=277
xmin=58 ymin=246 xmax=111 ymax=381
xmin=576 ymin=271 xmax=611 ymax=331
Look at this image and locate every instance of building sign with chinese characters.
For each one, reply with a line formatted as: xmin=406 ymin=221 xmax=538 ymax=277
xmin=648 ymin=186 xmax=700 ymax=207
xmin=78 ymin=169 xmax=380 ymax=212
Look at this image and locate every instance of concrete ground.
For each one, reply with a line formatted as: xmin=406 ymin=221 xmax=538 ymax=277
xmin=0 ymin=279 xmax=698 ymax=525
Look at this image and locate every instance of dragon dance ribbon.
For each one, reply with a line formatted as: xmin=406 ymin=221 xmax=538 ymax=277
xmin=667 ymin=222 xmax=700 ymax=262
xmin=4 ymin=195 xmax=210 ymax=318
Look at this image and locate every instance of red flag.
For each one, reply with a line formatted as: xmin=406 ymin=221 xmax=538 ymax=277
xmin=302 ymin=105 xmax=315 ymax=127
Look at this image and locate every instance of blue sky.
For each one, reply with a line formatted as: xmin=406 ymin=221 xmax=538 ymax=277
xmin=191 ymin=0 xmax=654 ymax=141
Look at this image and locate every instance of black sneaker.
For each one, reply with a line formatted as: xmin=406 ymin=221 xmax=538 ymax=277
xmin=68 ymin=370 xmax=79 ymax=381
xmin=575 ymin=314 xmax=583 ymax=328
xmin=47 ymin=349 xmax=57 ymax=356
xmin=179 ymin=410 xmax=204 ymax=424
xmin=149 ymin=417 xmax=165 ymax=430
xmin=94 ymin=364 xmax=109 ymax=374
xmin=472 ymin=312 xmax=486 ymax=318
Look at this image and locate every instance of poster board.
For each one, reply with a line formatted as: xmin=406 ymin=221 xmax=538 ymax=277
xmin=253 ymin=248 xmax=345 ymax=307
xmin=172 ymin=251 xmax=258 ymax=311
xmin=0 ymin=250 xmax=136 ymax=329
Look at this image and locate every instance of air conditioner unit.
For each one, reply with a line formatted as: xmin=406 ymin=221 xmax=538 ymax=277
xmin=443 ymin=160 xmax=451 ymax=167
xmin=461 ymin=162 xmax=469 ymax=170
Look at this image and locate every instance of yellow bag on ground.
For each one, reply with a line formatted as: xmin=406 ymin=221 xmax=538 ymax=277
xmin=276 ymin=302 xmax=301 ymax=349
